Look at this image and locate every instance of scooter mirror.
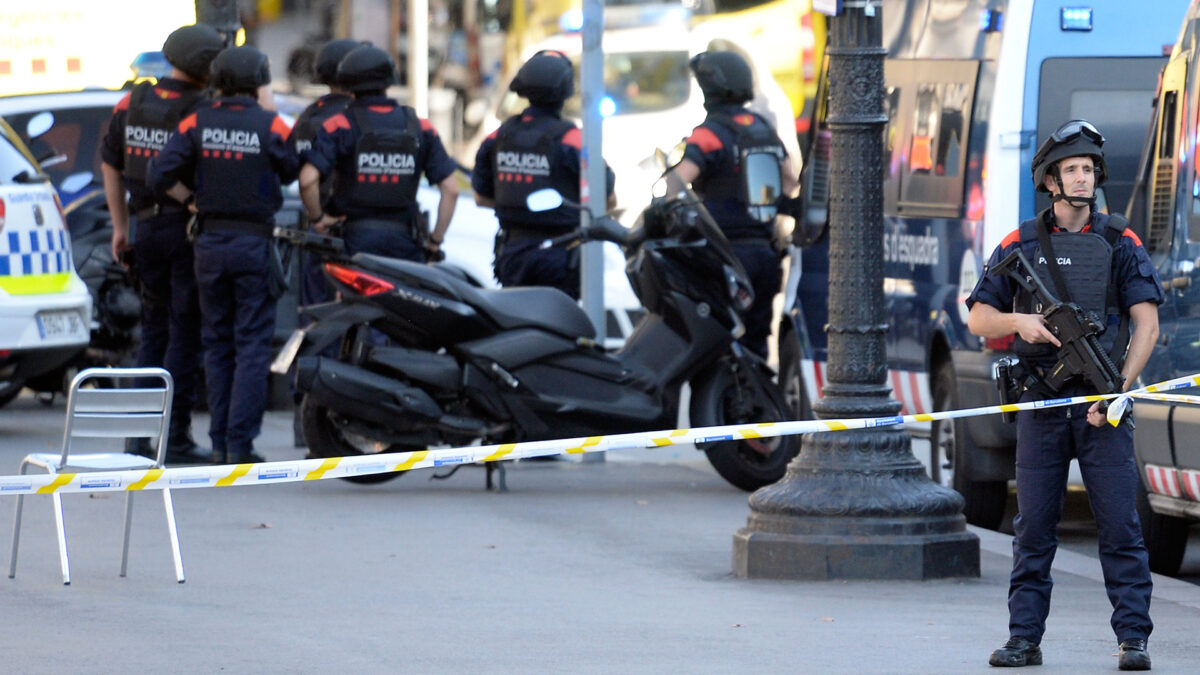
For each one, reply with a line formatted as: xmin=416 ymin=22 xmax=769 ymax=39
xmin=526 ymin=188 xmax=564 ymax=213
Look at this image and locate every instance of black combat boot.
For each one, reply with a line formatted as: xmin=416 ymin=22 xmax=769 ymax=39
xmin=1118 ymin=639 xmax=1151 ymax=671
xmin=989 ymin=636 xmax=1042 ymax=667
xmin=165 ymin=421 xmax=210 ymax=464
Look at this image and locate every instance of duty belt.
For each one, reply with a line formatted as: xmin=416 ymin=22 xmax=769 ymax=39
xmin=196 ymin=217 xmax=274 ymax=238
xmin=133 ymin=203 xmax=189 ymax=221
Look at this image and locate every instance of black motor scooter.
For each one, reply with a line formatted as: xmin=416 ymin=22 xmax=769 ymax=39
xmin=274 ymin=178 xmax=798 ymax=491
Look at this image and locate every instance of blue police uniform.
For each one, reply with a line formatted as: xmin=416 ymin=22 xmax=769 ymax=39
xmin=101 ymin=77 xmax=207 ymax=450
xmin=680 ymin=103 xmax=786 ymax=358
xmin=288 ymin=93 xmax=351 ymax=310
xmin=472 ymin=105 xmax=616 ymax=299
xmin=967 ymin=209 xmax=1164 ymax=646
xmin=303 ymin=95 xmax=456 ymax=261
xmin=148 ymin=96 xmax=300 ymax=463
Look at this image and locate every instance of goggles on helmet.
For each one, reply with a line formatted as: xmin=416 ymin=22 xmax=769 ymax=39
xmin=1048 ymin=119 xmax=1105 ymax=147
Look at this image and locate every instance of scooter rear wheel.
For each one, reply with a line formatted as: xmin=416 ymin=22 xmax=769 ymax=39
xmin=691 ymin=358 xmax=800 ymax=491
xmin=301 ymin=395 xmax=409 ymax=484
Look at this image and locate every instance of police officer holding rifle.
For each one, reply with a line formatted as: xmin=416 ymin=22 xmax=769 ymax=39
xmin=966 ymin=120 xmax=1163 ymax=670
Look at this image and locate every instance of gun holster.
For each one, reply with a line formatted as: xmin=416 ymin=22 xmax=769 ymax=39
xmin=992 ymin=356 xmax=1022 ymax=424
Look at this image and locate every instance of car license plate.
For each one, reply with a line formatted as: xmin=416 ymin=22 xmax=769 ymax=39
xmin=35 ymin=310 xmax=87 ymax=341
xmin=270 ymin=328 xmax=307 ymax=375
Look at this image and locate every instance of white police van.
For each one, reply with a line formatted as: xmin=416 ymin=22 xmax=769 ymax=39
xmin=0 ymin=116 xmax=91 ymax=407
xmin=782 ymin=0 xmax=1190 ymax=529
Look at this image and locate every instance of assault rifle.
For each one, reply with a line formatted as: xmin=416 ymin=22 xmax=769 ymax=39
xmin=992 ymin=249 xmax=1125 ymax=394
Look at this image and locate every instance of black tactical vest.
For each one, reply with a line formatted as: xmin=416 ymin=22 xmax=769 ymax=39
xmin=692 ymin=110 xmax=785 ymax=221
xmin=345 ymin=105 xmax=422 ymax=210
xmin=292 ymin=95 xmax=351 ymax=204
xmin=124 ymin=82 xmax=203 ymax=183
xmin=194 ymin=106 xmax=278 ymax=221
xmin=1012 ymin=211 xmax=1128 ymax=362
xmin=492 ymin=115 xmax=578 ymax=210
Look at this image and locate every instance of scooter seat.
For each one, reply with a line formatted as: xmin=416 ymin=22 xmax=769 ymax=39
xmin=352 ymin=254 xmax=597 ymax=340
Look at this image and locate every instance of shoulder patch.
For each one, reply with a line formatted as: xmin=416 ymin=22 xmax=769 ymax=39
xmin=321 ymin=113 xmax=351 ymax=134
xmin=419 ymin=117 xmax=436 ymax=133
xmin=178 ymin=112 xmax=198 ymax=134
xmin=1122 ymin=228 xmax=1144 ymax=247
xmin=270 ymin=114 xmax=292 ymax=137
xmin=999 ymin=228 xmax=1021 ymax=249
xmin=561 ymin=127 xmax=582 ymax=150
xmin=687 ymin=126 xmax=723 ymax=154
xmin=113 ymin=92 xmax=132 ymax=113
xmin=732 ymin=113 xmax=755 ymax=126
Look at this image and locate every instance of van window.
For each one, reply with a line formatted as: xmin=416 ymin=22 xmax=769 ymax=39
xmin=1037 ymin=57 xmax=1167 ymax=216
xmin=894 ymin=60 xmax=976 ymax=217
xmin=0 ymin=132 xmax=37 ymax=184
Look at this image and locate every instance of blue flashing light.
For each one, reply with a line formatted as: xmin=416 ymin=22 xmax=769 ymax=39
xmin=559 ymin=9 xmax=584 ymax=33
xmin=979 ymin=8 xmax=1002 ymax=32
xmin=1060 ymin=7 xmax=1093 ymax=32
xmin=599 ymin=96 xmax=616 ymax=118
xmin=129 ymin=51 xmax=172 ymax=80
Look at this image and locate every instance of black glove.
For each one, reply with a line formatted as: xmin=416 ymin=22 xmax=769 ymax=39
xmin=776 ymin=194 xmax=804 ymax=220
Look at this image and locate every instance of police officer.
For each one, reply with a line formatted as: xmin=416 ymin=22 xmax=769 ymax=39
xmin=101 ymin=24 xmax=224 ymax=463
xmin=286 ymin=38 xmax=359 ymax=448
xmin=300 ymin=45 xmax=459 ymax=262
xmin=148 ymin=46 xmax=301 ymax=464
xmin=472 ymin=50 xmax=616 ymax=299
xmin=665 ymin=50 xmax=799 ymax=359
xmin=966 ymin=120 xmax=1161 ymax=670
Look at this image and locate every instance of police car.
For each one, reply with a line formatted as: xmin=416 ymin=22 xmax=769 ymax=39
xmin=0 ymin=116 xmax=91 ymax=407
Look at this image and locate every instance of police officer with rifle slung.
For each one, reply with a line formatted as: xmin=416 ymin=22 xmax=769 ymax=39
xmin=299 ymin=45 xmax=459 ymax=262
xmin=286 ymin=38 xmax=359 ymax=449
xmin=148 ymin=46 xmax=301 ymax=465
xmin=101 ymin=24 xmax=225 ymax=464
xmin=664 ymin=50 xmax=800 ymax=359
xmin=471 ymin=49 xmax=617 ymax=300
xmin=966 ymin=120 xmax=1163 ymax=671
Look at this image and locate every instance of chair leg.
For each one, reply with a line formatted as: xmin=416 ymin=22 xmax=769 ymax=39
xmin=9 ymin=492 xmax=24 ymax=579
xmin=52 ymin=493 xmax=70 ymax=585
xmin=161 ymin=489 xmax=185 ymax=583
xmin=120 ymin=492 xmax=134 ymax=578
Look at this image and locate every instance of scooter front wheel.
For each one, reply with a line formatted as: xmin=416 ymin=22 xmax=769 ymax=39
xmin=690 ymin=358 xmax=799 ymax=491
xmin=301 ymin=395 xmax=409 ymax=484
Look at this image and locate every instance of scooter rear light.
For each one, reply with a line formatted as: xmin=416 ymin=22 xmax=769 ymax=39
xmin=324 ymin=263 xmax=395 ymax=296
xmin=985 ymin=335 xmax=1014 ymax=351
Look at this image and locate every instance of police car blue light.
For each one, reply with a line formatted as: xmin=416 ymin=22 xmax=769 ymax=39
xmin=599 ymin=96 xmax=617 ymax=118
xmin=1060 ymin=7 xmax=1094 ymax=31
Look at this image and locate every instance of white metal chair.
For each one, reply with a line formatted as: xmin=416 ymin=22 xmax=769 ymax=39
xmin=9 ymin=367 xmax=185 ymax=584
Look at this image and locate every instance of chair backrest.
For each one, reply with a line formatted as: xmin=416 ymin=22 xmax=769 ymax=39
xmin=57 ymin=367 xmax=174 ymax=468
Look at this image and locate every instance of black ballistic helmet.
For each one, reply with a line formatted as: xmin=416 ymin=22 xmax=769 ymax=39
xmin=690 ymin=50 xmax=754 ymax=105
xmin=1032 ymin=119 xmax=1108 ymax=193
xmin=314 ymin=39 xmax=362 ymax=86
xmin=510 ymin=50 xmax=574 ymax=106
xmin=210 ymin=46 xmax=272 ymax=95
xmin=162 ymin=24 xmax=225 ymax=82
xmin=336 ymin=45 xmax=398 ymax=93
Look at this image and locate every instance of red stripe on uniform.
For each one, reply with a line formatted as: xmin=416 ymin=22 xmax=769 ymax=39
xmin=687 ymin=126 xmax=723 ymax=153
xmin=113 ymin=92 xmax=132 ymax=113
xmin=321 ymin=113 xmax=351 ymax=134
xmin=562 ymin=128 xmax=582 ymax=150
xmin=813 ymin=361 xmax=824 ymax=395
xmin=178 ymin=112 xmax=198 ymax=133
xmin=419 ymin=118 xmax=436 ymax=133
xmin=999 ymin=228 xmax=1021 ymax=249
xmin=1122 ymin=229 xmax=1145 ymax=246
xmin=270 ymin=114 xmax=292 ymax=137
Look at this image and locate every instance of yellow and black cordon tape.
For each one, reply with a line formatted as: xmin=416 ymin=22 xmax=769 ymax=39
xmin=3 ymin=372 xmax=1200 ymax=497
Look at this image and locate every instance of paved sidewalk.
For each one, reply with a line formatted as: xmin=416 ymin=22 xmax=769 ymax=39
xmin=0 ymin=400 xmax=1197 ymax=672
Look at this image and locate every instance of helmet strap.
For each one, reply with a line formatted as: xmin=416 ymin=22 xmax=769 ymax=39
xmin=1050 ymin=175 xmax=1095 ymax=209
